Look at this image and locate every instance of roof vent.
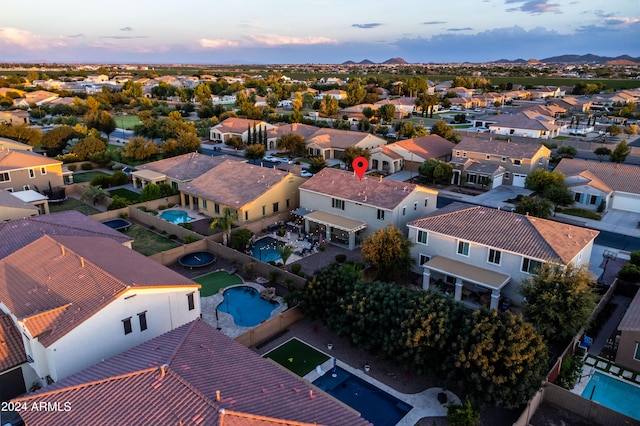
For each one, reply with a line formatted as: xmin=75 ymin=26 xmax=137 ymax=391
xmin=216 ymin=390 xmax=221 ymax=401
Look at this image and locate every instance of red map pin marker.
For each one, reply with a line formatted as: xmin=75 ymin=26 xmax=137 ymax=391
xmin=352 ymin=156 xmax=368 ymax=181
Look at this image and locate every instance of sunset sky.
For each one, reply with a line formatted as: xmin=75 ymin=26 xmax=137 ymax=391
xmin=2 ymin=0 xmax=638 ymax=64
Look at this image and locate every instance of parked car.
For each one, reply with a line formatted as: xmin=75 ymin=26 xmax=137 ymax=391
xmin=301 ymin=169 xmax=314 ymax=178
xmin=263 ymin=155 xmax=281 ymax=163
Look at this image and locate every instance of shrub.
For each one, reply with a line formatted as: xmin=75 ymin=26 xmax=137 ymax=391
xmin=335 ymin=254 xmax=347 ymax=263
xmin=157 ymin=205 xmax=167 ymax=210
xmin=630 ymin=251 xmax=640 ymax=266
xmin=318 ymin=243 xmax=326 ymax=251
xmin=269 ymin=271 xmax=280 ymax=284
xmin=296 ymin=271 xmax=306 ymax=278
xmin=291 ymin=264 xmax=302 ymax=274
xmin=183 ymin=235 xmax=197 ymax=244
xmin=137 ymin=206 xmax=147 ymax=212
xmin=618 ymin=263 xmax=640 ymax=282
xmin=179 ymin=222 xmax=192 ymax=230
xmin=90 ymin=174 xmax=111 ymax=188
xmin=110 ymin=171 xmax=129 ymax=186
xmin=80 ymin=163 xmax=93 ymax=170
xmin=168 ymin=234 xmax=178 ymax=240
xmin=168 ymin=202 xmax=176 ymax=208
xmin=148 ymin=210 xmax=158 ymax=216
xmin=557 ymin=355 xmax=584 ymax=390
xmin=119 ymin=212 xmax=129 ymax=219
xmin=108 ymin=195 xmax=129 ymax=210
xmin=67 ymin=164 xmax=77 ymax=171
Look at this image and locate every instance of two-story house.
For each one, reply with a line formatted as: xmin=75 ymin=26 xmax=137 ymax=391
xmin=615 ymin=290 xmax=640 ymax=372
xmin=298 ymin=168 xmax=438 ymax=249
xmin=370 ymin=134 xmax=455 ymax=174
xmin=450 ymin=136 xmax=551 ymax=188
xmin=407 ymin=204 xmax=598 ymax=309
xmin=0 ymin=149 xmax=66 ymax=196
xmin=180 ymin=160 xmax=305 ymax=225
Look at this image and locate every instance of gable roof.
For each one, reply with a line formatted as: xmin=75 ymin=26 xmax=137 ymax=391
xmin=182 ymin=161 xmax=296 ymax=207
xmin=618 ymin=290 xmax=640 ymax=332
xmin=0 ymin=137 xmax=33 ymax=151
xmin=0 ymin=210 xmax=132 ymax=259
xmin=0 ymin=189 xmax=39 ymax=212
xmin=305 ymin=128 xmax=385 ymax=149
xmin=408 ymin=204 xmax=598 ymax=263
xmin=0 ymin=149 xmax=62 ymax=171
xmin=137 ymin=152 xmax=242 ymax=182
xmin=213 ymin=117 xmax=270 ymax=134
xmin=14 ymin=320 xmax=370 ymax=426
xmin=455 ymin=137 xmax=550 ymax=159
xmin=554 ymin=158 xmax=640 ymax=195
xmin=487 ymin=111 xmax=559 ymax=132
xmin=392 ymin=134 xmax=455 ymax=160
xmin=300 ymin=168 xmax=436 ymax=210
xmin=0 ymin=235 xmax=198 ymax=346
xmin=0 ymin=314 xmax=26 ymax=372
xmin=269 ymin=123 xmax=319 ymax=140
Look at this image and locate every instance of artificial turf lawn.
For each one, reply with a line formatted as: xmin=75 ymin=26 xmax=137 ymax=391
xmin=72 ymin=171 xmax=110 ymax=183
xmin=108 ymin=188 xmax=140 ymax=203
xmin=194 ymin=271 xmax=243 ymax=297
xmin=263 ymin=338 xmax=330 ymax=377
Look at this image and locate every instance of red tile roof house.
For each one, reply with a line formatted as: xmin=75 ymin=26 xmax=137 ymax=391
xmin=369 ymin=134 xmax=455 ymax=174
xmin=0 ymin=233 xmax=201 ymax=391
xmin=407 ymin=204 xmax=598 ymax=309
xmin=12 ymin=319 xmax=371 ymax=425
xmin=554 ymin=158 xmax=640 ymax=214
xmin=266 ymin=123 xmax=319 ymax=151
xmin=304 ymin=128 xmax=387 ymax=161
xmin=209 ymin=117 xmax=277 ymax=143
xmin=298 ymin=168 xmax=438 ymax=250
xmin=0 ymin=314 xmax=31 ymax=401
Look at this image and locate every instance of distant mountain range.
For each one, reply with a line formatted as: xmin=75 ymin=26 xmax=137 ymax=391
xmin=493 ymin=54 xmax=640 ymax=64
xmin=342 ymin=57 xmax=408 ymax=65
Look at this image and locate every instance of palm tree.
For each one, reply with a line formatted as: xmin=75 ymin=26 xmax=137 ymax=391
xmin=81 ymin=185 xmax=110 ymax=206
xmin=277 ymin=244 xmax=295 ymax=266
xmin=209 ymin=208 xmax=237 ymax=246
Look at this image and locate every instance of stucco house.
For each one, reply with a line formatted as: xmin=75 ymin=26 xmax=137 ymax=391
xmin=0 ymin=233 xmax=200 ymax=393
xmin=0 ymin=138 xmax=33 ymax=151
xmin=407 ymin=204 xmax=599 ymax=309
xmin=370 ymin=134 xmax=455 ymax=174
xmin=305 ymin=128 xmax=386 ymax=160
xmin=0 ymin=149 xmax=66 ymax=197
xmin=615 ymin=290 xmax=640 ymax=372
xmin=0 ymin=110 xmax=30 ymax=126
xmin=0 ymin=189 xmax=39 ymax=221
xmin=554 ymin=158 xmax=640 ymax=213
xmin=298 ymin=168 xmax=438 ymax=249
xmin=374 ymin=97 xmax=417 ymax=116
xmin=473 ymin=110 xmax=561 ymax=139
xmin=180 ymin=160 xmax=305 ymax=225
xmin=12 ymin=319 xmax=371 ymax=426
xmin=450 ymin=136 xmax=551 ymax=188
xmin=209 ymin=117 xmax=277 ymax=143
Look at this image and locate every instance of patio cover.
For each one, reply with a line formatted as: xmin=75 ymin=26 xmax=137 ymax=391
xmin=292 ymin=207 xmax=314 ymax=216
xmin=424 ymin=256 xmax=510 ymax=290
xmin=132 ymin=169 xmax=166 ymax=181
xmin=304 ymin=210 xmax=367 ymax=232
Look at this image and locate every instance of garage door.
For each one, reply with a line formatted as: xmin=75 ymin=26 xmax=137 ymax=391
xmin=611 ymin=194 xmax=640 ymax=213
xmin=0 ymin=367 xmax=26 ymax=401
xmin=492 ymin=173 xmax=504 ymax=188
xmin=512 ymin=173 xmax=527 ymax=187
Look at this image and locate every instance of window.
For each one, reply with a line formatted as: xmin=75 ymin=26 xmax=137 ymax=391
xmin=589 ymin=195 xmax=597 ymax=205
xmin=5 ymin=188 xmax=13 ymax=192
xmin=171 ymin=181 xmax=178 ymax=190
xmin=574 ymin=192 xmax=581 ymax=202
xmin=23 ymin=185 xmax=30 ymax=191
xmin=501 ymin=157 xmax=506 ymax=162
xmin=201 ymin=199 xmax=207 ymax=209
xmin=521 ymin=258 xmax=543 ymax=274
xmin=505 ymin=172 xmax=510 ymax=180
xmin=187 ymin=293 xmax=195 ymax=311
xmin=214 ymin=203 xmax=220 ymax=214
xmin=377 ymin=209 xmax=385 ymax=220
xmin=417 ymin=230 xmax=428 ymax=245
xmin=488 ymin=249 xmax=502 ymax=265
xmin=457 ymin=241 xmax=470 ymax=256
xmin=402 ymin=207 xmax=406 ymax=216
xmin=455 ymin=150 xmax=460 ymax=157
xmin=467 ymin=174 xmax=477 ymax=184
xmin=462 ymin=152 xmax=467 ymax=158
xmin=138 ymin=312 xmax=148 ymax=331
xmin=332 ymin=198 xmax=345 ymax=210
xmin=261 ymin=205 xmax=266 ymax=216
xmin=40 ymin=167 xmax=46 ymax=175
xmin=0 ymin=172 xmax=9 ymax=182
xmin=414 ymin=202 xmax=418 ymax=211
xmin=424 ymin=198 xmax=428 ymax=207
xmin=634 ymin=343 xmax=640 ymax=361
xmin=28 ymin=169 xmax=35 ymax=179
xmin=513 ymin=159 xmax=521 ymax=166
xmin=419 ymin=254 xmax=431 ymax=265
xmin=244 ymin=211 xmax=249 ymax=221
xmin=122 ymin=317 xmax=132 ymax=335
xmin=286 ymin=199 xmax=290 ymax=208
xmin=272 ymin=202 xmax=279 ymax=213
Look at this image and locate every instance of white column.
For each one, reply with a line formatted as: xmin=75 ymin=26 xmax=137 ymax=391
xmin=349 ymin=233 xmax=355 ymax=250
xmin=454 ymin=278 xmax=463 ymax=302
xmin=490 ymin=289 xmax=501 ymax=310
xmin=422 ymin=268 xmax=431 ymax=291
xmin=304 ymin=219 xmax=310 ymax=233
xmin=325 ymin=226 xmax=331 ymax=242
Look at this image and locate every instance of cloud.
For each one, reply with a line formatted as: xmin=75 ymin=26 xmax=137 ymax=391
xmin=102 ymin=36 xmax=148 ymax=39
xmin=120 ymin=27 xmax=133 ymax=31
xmin=0 ymin=27 xmax=68 ymax=50
xmin=505 ymin=0 xmax=561 ymax=14
xmin=199 ymin=38 xmax=240 ymax=48
xmin=239 ymin=20 xmax=260 ymax=29
xmin=447 ymin=27 xmax=473 ymax=32
xmin=422 ymin=21 xmax=447 ymax=25
xmin=68 ymin=33 xmax=84 ymax=38
xmin=247 ymin=34 xmax=338 ymax=46
xmin=352 ymin=23 xmax=382 ymax=29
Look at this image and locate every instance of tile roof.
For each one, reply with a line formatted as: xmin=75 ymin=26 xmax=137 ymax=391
xmin=15 ymin=320 xmax=371 ymax=426
xmin=0 ymin=189 xmax=39 ymax=211
xmin=305 ymin=128 xmax=385 ymax=149
xmin=213 ymin=117 xmax=269 ymax=134
xmin=182 ymin=161 xmax=297 ymax=207
xmin=408 ymin=204 xmax=598 ymax=263
xmin=554 ymin=158 xmax=640 ymax=195
xmin=392 ymin=134 xmax=455 ymax=160
xmin=0 ymin=314 xmax=26 ymax=371
xmin=0 ymin=211 xmax=132 ymax=259
xmin=0 ymin=235 xmax=199 ymax=346
xmin=0 ymin=149 xmax=62 ymax=171
xmin=269 ymin=123 xmax=318 ymax=140
xmin=455 ymin=137 xmax=550 ymax=159
xmin=487 ymin=111 xmax=559 ymax=132
xmin=137 ymin=152 xmax=243 ymax=182
xmin=618 ymin=290 xmax=640 ymax=332
xmin=300 ymin=168 xmax=436 ymax=210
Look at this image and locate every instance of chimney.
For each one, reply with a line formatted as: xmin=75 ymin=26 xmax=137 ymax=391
xmin=80 ymin=257 xmax=85 ymax=268
xmin=216 ymin=390 xmax=221 ymax=401
xmin=61 ymin=245 xmax=65 ymax=256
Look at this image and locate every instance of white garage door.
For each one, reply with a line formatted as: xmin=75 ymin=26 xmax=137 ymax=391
xmin=512 ymin=173 xmax=527 ymax=188
xmin=492 ymin=173 xmax=504 ymax=188
xmin=611 ymin=194 xmax=640 ymax=213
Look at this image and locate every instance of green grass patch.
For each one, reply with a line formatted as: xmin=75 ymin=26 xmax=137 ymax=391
xmin=73 ymin=171 xmax=110 ymax=183
xmin=114 ymin=114 xmax=141 ymax=130
xmin=263 ymin=338 xmax=330 ymax=377
xmin=120 ymin=224 xmax=181 ymax=256
xmin=108 ymin=188 xmax=140 ymax=203
xmin=49 ymin=198 xmax=101 ymax=215
xmin=557 ymin=208 xmax=602 ymax=221
xmin=553 ymin=136 xmax=569 ymax=140
xmin=194 ymin=271 xmax=243 ymax=297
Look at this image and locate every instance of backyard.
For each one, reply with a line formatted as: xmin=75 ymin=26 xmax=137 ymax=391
xmin=120 ymin=224 xmax=181 ymax=256
xmin=48 ymin=198 xmax=101 ymax=215
xmin=194 ymin=271 xmax=243 ymax=297
xmin=72 ymin=171 xmax=110 ymax=184
xmin=108 ymin=188 xmax=140 ymax=203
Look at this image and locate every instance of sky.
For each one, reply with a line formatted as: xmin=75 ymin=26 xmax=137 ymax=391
xmin=1 ymin=0 xmax=638 ymax=64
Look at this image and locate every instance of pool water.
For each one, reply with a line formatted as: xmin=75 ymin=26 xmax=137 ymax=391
xmin=581 ymin=372 xmax=640 ymax=420
xmin=159 ymin=210 xmax=195 ymax=224
xmin=313 ymin=366 xmax=412 ymax=426
xmin=251 ymin=237 xmax=282 ymax=263
xmin=217 ymin=286 xmax=280 ymax=327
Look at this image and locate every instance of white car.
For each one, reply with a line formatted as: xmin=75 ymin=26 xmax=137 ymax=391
xmin=263 ymin=155 xmax=281 ymax=163
xmin=301 ymin=169 xmax=314 ymax=178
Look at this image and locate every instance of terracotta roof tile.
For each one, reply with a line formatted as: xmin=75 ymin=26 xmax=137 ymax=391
xmin=15 ymin=320 xmax=371 ymax=426
xmin=555 ymin=158 xmax=640 ymax=195
xmin=137 ymin=152 xmax=243 ymax=182
xmin=409 ymin=204 xmax=598 ymax=263
xmin=306 ymin=128 xmax=385 ymax=149
xmin=0 ymin=314 xmax=26 ymax=371
xmin=393 ymin=134 xmax=455 ymax=159
xmin=455 ymin=137 xmax=550 ymax=159
xmin=300 ymin=168 xmax=437 ymax=210
xmin=214 ymin=117 xmax=268 ymax=134
xmin=0 ymin=149 xmax=62 ymax=171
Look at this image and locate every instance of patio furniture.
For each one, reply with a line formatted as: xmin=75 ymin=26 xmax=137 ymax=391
xmin=578 ymin=335 xmax=593 ymax=350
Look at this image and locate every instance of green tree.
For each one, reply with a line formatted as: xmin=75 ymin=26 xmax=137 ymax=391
xmin=319 ymin=95 xmax=339 ymax=117
xmin=244 ymin=143 xmax=266 ymax=162
xmin=276 ymin=133 xmax=305 ymax=157
xmin=525 ymin=169 xmax=565 ymax=194
xmin=542 ymin=183 xmax=575 ymax=216
xmin=40 ymin=125 xmax=78 ymax=153
xmin=81 ymin=185 xmax=109 ymax=206
xmin=433 ymin=162 xmax=453 ymax=184
xmin=521 ymin=263 xmax=599 ymax=341
xmin=209 ymin=207 xmax=237 ymax=246
xmin=346 ymin=84 xmax=367 ymax=106
xmin=124 ymin=136 xmax=159 ymax=161
xmin=556 ymin=145 xmax=577 ymax=158
xmin=308 ymin=156 xmax=328 ymax=174
xmin=194 ymin=83 xmax=212 ymax=106
xmin=70 ymin=136 xmax=106 ymax=161
xmin=0 ymin=123 xmax=42 ymax=146
xmin=594 ymin=147 xmax=612 ymax=162
xmin=361 ymin=224 xmax=414 ymax=283
xmin=447 ymin=398 xmax=480 ymax=426
xmin=610 ymin=140 xmax=631 ymax=163
xmin=606 ymin=124 xmax=622 ymax=136
xmin=277 ymin=244 xmax=295 ymax=266
xmin=514 ymin=195 xmax=553 ymax=218
xmin=430 ymin=120 xmax=461 ymax=143
xmin=230 ymin=228 xmax=253 ymax=251
xmin=139 ymin=183 xmax=162 ymax=202
xmin=378 ymin=104 xmax=396 ymax=123
xmin=342 ymin=146 xmax=371 ymax=171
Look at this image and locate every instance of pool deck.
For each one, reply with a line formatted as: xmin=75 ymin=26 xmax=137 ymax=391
xmin=200 ymin=280 xmax=287 ymax=339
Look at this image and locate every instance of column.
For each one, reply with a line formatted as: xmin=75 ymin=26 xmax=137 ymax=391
xmin=304 ymin=219 xmax=310 ymax=233
xmin=490 ymin=289 xmax=501 ymax=310
xmin=325 ymin=226 xmax=331 ymax=243
xmin=348 ymin=232 xmax=355 ymax=250
xmin=180 ymin=192 xmax=186 ymax=207
xmin=454 ymin=278 xmax=463 ymax=302
xmin=189 ymin=195 xmax=194 ymax=211
xmin=422 ymin=268 xmax=431 ymax=291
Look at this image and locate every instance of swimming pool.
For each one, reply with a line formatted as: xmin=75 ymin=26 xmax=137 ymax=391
xmin=581 ymin=372 xmax=640 ymax=420
xmin=251 ymin=237 xmax=282 ymax=263
xmin=313 ymin=366 xmax=412 ymax=426
xmin=159 ymin=210 xmax=195 ymax=224
xmin=217 ymin=286 xmax=280 ymax=327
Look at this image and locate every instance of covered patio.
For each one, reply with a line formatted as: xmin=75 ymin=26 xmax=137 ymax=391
xmin=294 ymin=208 xmax=366 ymax=250
xmin=421 ymin=256 xmax=510 ymax=310
xmin=131 ymin=169 xmax=166 ymax=189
